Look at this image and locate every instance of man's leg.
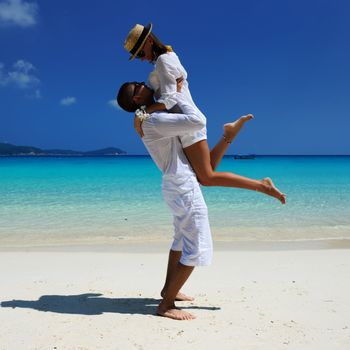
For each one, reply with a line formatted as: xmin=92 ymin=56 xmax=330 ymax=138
xmin=159 ymin=179 xmax=212 ymax=320
xmin=160 ymin=117 xmax=251 ymax=302
xmin=161 ymin=250 xmax=194 ymax=301
xmin=157 ymin=263 xmax=196 ymax=320
xmin=210 ymin=114 xmax=253 ymax=170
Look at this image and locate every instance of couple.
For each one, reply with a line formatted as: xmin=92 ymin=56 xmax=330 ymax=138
xmin=117 ymin=24 xmax=286 ymax=321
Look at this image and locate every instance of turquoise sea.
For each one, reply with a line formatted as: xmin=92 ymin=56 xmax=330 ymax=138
xmin=0 ymin=156 xmax=349 ymax=247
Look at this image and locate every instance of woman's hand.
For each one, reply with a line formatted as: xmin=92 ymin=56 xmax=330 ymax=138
xmin=176 ymin=76 xmax=184 ymax=92
xmin=134 ymin=115 xmax=144 ymax=138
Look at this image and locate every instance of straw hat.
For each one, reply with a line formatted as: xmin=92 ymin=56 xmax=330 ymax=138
xmin=124 ymin=23 xmax=153 ymax=61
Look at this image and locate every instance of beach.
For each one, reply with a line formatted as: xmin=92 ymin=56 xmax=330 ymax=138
xmin=1 ymin=241 xmax=350 ymax=350
xmin=2 ymin=0 xmax=350 ymax=346
xmin=1 ymin=156 xmax=350 ymax=348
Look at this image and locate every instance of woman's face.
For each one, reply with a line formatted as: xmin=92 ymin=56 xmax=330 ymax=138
xmin=136 ymin=37 xmax=153 ymax=62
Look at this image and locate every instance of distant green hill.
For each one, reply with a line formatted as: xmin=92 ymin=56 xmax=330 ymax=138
xmin=0 ymin=143 xmax=126 ymax=156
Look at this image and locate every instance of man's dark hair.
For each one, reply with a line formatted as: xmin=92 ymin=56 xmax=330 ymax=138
xmin=117 ymin=83 xmax=138 ymax=112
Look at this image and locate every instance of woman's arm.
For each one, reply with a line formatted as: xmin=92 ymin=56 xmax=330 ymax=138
xmin=143 ymin=76 xmax=184 ymax=114
xmin=134 ymin=77 xmax=184 ymax=137
xmin=155 ymin=56 xmax=180 ymax=110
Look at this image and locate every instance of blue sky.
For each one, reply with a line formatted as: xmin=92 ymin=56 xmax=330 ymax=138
xmin=0 ymin=0 xmax=349 ymax=155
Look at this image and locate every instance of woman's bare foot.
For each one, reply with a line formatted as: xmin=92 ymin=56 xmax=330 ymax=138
xmin=161 ymin=290 xmax=194 ymax=302
xmin=260 ymin=177 xmax=286 ymax=204
xmin=157 ymin=302 xmax=196 ymax=320
xmin=223 ymin=114 xmax=254 ymax=143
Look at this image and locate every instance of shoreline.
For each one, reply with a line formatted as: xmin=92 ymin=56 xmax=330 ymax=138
xmin=1 ymin=238 xmax=350 ymax=252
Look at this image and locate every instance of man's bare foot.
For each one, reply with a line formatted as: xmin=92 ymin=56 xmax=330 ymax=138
xmin=161 ymin=290 xmax=194 ymax=302
xmin=157 ymin=303 xmax=196 ymax=320
xmin=260 ymin=177 xmax=286 ymax=204
xmin=223 ymin=114 xmax=254 ymax=143
xmin=175 ymin=291 xmax=194 ymax=302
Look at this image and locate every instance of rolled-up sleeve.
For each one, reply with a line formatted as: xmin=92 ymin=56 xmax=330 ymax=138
xmin=147 ymin=94 xmax=206 ymax=138
xmin=156 ymin=56 xmax=178 ymax=110
xmin=151 ymin=112 xmax=205 ymax=138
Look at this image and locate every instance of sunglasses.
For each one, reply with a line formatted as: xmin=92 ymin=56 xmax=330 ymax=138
xmin=136 ymin=50 xmax=145 ymax=59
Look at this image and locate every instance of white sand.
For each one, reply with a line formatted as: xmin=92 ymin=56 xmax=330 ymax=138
xmin=0 ymin=243 xmax=349 ymax=350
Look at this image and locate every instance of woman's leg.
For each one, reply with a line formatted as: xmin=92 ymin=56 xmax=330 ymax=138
xmin=210 ymin=114 xmax=254 ymax=170
xmin=184 ymin=140 xmax=286 ymax=204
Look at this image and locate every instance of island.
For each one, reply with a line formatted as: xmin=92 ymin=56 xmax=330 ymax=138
xmin=0 ymin=143 xmax=127 ymax=156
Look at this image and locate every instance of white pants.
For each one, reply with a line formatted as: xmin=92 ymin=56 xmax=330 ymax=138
xmin=162 ymin=175 xmax=213 ymax=267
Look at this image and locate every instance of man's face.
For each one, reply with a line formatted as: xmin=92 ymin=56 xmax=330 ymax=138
xmin=130 ymin=82 xmax=153 ymax=106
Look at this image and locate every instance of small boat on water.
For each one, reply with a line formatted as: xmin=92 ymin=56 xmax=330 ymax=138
xmin=234 ymin=154 xmax=256 ymax=160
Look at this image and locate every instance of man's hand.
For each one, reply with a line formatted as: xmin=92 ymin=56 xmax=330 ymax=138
xmin=134 ymin=115 xmax=144 ymax=138
xmin=134 ymin=78 xmax=183 ymax=137
xmin=176 ymin=76 xmax=184 ymax=92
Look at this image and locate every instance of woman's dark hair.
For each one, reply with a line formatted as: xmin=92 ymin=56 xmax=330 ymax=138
xmin=117 ymin=83 xmax=138 ymax=112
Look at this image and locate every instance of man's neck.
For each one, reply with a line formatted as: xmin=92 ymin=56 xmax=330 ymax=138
xmin=168 ymin=105 xmax=183 ymax=114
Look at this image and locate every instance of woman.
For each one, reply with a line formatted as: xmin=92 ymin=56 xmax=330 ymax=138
xmin=123 ymin=23 xmax=286 ymax=204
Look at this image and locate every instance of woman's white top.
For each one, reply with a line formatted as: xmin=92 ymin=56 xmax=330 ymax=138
xmin=142 ymin=93 xmax=205 ymax=181
xmin=148 ymin=51 xmax=207 ymax=148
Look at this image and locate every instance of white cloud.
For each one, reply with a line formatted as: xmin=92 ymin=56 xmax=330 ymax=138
xmin=60 ymin=96 xmax=76 ymax=106
xmin=13 ymin=59 xmax=34 ymax=72
xmin=108 ymin=99 xmax=122 ymax=110
xmin=8 ymin=59 xmax=39 ymax=88
xmin=0 ymin=59 xmax=40 ymax=89
xmin=0 ymin=0 xmax=38 ymax=27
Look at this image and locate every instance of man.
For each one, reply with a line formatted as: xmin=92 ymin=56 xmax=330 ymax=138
xmin=117 ymin=82 xmax=212 ymax=320
xmin=117 ymin=81 xmax=284 ymax=320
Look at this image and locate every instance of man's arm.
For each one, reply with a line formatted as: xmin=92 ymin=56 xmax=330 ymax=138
xmin=147 ymin=94 xmax=206 ymax=138
xmin=149 ymin=112 xmax=204 ymax=138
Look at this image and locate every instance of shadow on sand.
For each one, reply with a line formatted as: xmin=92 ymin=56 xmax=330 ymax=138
xmin=1 ymin=293 xmax=220 ymax=316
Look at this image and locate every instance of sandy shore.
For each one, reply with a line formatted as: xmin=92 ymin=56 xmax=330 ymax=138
xmin=1 ymin=242 xmax=349 ymax=349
